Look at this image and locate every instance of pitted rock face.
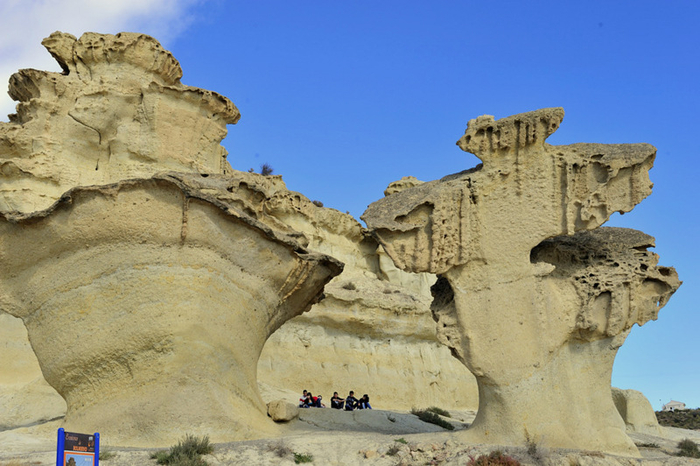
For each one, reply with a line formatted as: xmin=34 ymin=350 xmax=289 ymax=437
xmin=531 ymin=228 xmax=679 ymax=342
xmin=363 ymin=108 xmax=656 ymax=276
xmin=0 ymin=32 xmax=240 ymax=214
xmin=363 ymin=108 xmax=680 ymax=456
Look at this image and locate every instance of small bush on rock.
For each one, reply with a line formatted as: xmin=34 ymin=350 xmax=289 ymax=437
xmin=410 ymin=408 xmax=454 ymax=430
xmin=467 ymin=450 xmax=522 ymax=465
xmin=426 ymin=406 xmax=451 ymax=418
xmin=677 ymin=438 xmax=700 ymax=458
xmin=150 ymin=434 xmax=213 ymax=465
xmin=293 ymin=452 xmax=313 ymax=463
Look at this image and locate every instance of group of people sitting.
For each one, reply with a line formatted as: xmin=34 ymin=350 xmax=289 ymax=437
xmin=298 ymin=389 xmax=372 ymax=410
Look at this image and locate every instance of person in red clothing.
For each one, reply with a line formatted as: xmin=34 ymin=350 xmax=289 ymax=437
xmin=299 ymin=389 xmax=309 ymax=408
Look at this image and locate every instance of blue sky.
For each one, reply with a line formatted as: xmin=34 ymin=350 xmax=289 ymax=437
xmin=1 ymin=1 xmax=698 ymax=410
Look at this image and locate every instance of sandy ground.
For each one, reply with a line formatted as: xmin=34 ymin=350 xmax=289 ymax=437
xmin=1 ymin=409 xmax=700 ymax=465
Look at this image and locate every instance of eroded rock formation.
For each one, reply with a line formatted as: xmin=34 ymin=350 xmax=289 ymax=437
xmin=0 ymin=31 xmax=238 ymax=214
xmin=363 ymin=108 xmax=680 ymax=456
xmin=0 ymin=32 xmax=341 ymax=446
xmin=0 ymin=314 xmax=66 ymax=430
xmin=175 ymin=168 xmax=480 ymax=410
xmin=612 ymin=387 xmax=664 ymax=436
xmin=256 ymin=188 xmax=478 ymax=410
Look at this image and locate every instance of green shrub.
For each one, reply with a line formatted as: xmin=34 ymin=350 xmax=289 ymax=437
xmin=466 ymin=450 xmax=522 ymax=465
xmin=293 ymin=452 xmax=313 ymax=463
xmin=426 ymin=406 xmax=451 ymax=418
xmin=410 ymin=408 xmax=454 ymax=430
xmin=677 ymin=438 xmax=700 ymax=458
xmin=635 ymin=442 xmax=660 ymax=448
xmin=656 ymin=408 xmax=700 ymax=430
xmin=150 ymin=434 xmax=213 ymax=465
xmin=394 ymin=438 xmax=407 ymax=444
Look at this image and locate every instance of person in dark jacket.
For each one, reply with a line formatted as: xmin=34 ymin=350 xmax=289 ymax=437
xmin=345 ymin=390 xmax=358 ymax=411
xmin=357 ymin=394 xmax=372 ymax=409
xmin=330 ymin=391 xmax=344 ymax=409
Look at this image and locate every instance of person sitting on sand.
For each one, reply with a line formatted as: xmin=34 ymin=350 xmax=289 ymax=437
xmin=357 ymin=394 xmax=372 ymax=409
xmin=345 ymin=390 xmax=358 ymax=411
xmin=330 ymin=391 xmax=344 ymax=409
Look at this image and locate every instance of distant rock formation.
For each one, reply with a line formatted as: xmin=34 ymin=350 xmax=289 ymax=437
xmin=256 ymin=188 xmax=478 ymax=411
xmin=612 ymin=387 xmax=664 ymax=436
xmin=363 ymin=108 xmax=680 ymax=456
xmin=0 ymin=32 xmax=341 ymax=446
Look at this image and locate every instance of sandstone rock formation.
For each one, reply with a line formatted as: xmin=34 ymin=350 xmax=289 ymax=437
xmin=257 ymin=188 xmax=478 ymax=411
xmin=267 ymin=400 xmax=299 ymax=422
xmin=179 ymin=167 xmax=479 ymax=410
xmin=613 ymin=387 xmax=664 ymax=436
xmin=0 ymin=31 xmax=238 ymax=214
xmin=0 ymin=314 xmax=66 ymax=430
xmin=0 ymin=32 xmax=341 ymax=446
xmin=363 ymin=108 xmax=680 ymax=456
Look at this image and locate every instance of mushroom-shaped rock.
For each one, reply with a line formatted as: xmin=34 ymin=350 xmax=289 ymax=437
xmin=0 ymin=174 xmax=342 ymax=446
xmin=0 ymin=32 xmax=239 ymax=214
xmin=362 ymin=109 xmax=680 ymax=456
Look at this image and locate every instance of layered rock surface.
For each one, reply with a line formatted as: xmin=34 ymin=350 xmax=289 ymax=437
xmin=363 ymin=108 xmax=680 ymax=456
xmin=256 ymin=189 xmax=478 ymax=410
xmin=0 ymin=174 xmax=342 ymax=445
xmin=0 ymin=31 xmax=239 ymax=214
xmin=0 ymin=33 xmax=341 ymax=446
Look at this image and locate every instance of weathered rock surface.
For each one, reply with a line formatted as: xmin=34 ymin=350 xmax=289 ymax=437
xmin=0 ymin=32 xmax=342 ymax=447
xmin=363 ymin=108 xmax=680 ymax=456
xmin=0 ymin=32 xmax=239 ymax=214
xmin=0 ymin=174 xmax=341 ymax=446
xmin=0 ymin=314 xmax=66 ymax=430
xmin=266 ymin=400 xmax=299 ymax=422
xmin=613 ymin=387 xmax=664 ymax=436
xmin=254 ymin=184 xmax=478 ymax=411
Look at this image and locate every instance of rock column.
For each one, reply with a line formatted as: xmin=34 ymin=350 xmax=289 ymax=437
xmin=363 ymin=108 xmax=680 ymax=455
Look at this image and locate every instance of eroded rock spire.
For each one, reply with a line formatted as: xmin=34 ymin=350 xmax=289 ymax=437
xmin=363 ymin=108 xmax=680 ymax=456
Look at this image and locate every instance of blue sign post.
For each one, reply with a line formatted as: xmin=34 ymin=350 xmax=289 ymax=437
xmin=56 ymin=428 xmax=100 ymax=466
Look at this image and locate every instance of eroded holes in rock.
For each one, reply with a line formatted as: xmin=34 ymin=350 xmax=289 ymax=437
xmin=200 ymin=173 xmax=209 ymax=178
xmin=226 ymin=186 xmax=234 ymax=193
xmin=659 ymin=267 xmax=672 ymax=276
xmin=640 ymin=264 xmax=648 ymax=272
xmin=613 ymin=262 xmax=619 ymax=267
xmin=591 ymin=162 xmax=609 ymax=183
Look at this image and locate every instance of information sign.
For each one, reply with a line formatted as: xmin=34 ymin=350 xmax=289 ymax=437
xmin=56 ymin=428 xmax=100 ymax=466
